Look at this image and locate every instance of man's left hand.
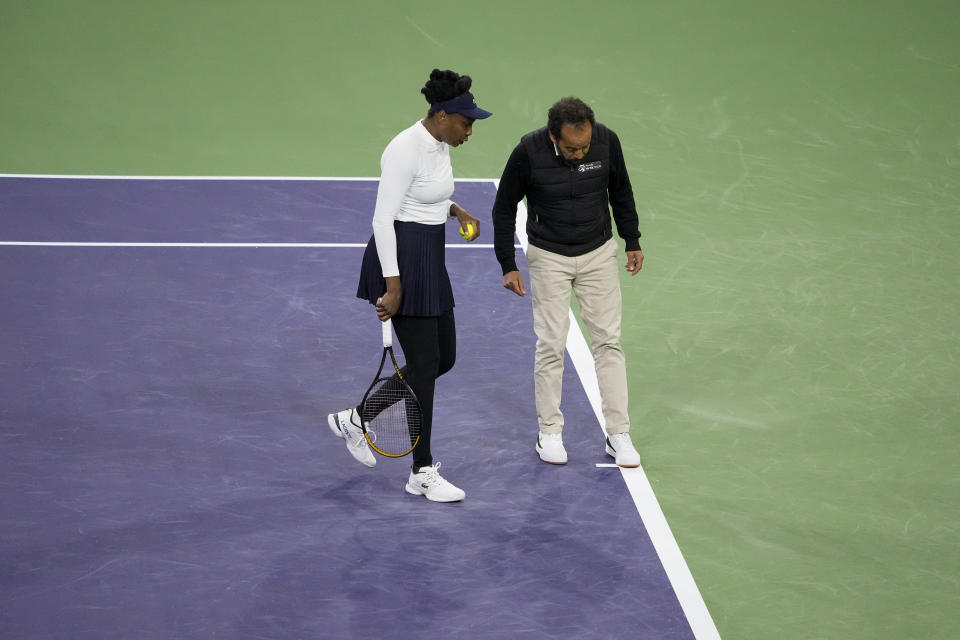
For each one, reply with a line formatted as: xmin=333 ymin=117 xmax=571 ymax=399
xmin=625 ymin=250 xmax=644 ymax=275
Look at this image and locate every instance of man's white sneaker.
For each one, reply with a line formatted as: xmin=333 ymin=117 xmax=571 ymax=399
xmin=404 ymin=462 xmax=465 ymax=502
xmin=327 ymin=408 xmax=376 ymax=468
xmin=605 ymin=432 xmax=641 ymax=468
xmin=536 ymin=432 xmax=568 ymax=465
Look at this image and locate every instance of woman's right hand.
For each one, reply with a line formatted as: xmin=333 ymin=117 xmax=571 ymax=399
xmin=376 ymin=293 xmax=400 ymax=321
xmin=376 ymin=277 xmax=402 ymax=321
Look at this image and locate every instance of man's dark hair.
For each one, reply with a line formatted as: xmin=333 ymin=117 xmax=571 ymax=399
xmin=547 ymin=97 xmax=595 ymax=139
xmin=421 ymin=69 xmax=473 ymax=105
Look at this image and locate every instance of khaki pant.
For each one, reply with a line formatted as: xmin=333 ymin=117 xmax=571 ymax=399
xmin=526 ymin=237 xmax=630 ymax=436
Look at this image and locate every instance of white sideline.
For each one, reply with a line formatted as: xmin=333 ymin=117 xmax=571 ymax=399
xmin=510 ymin=187 xmax=720 ymax=640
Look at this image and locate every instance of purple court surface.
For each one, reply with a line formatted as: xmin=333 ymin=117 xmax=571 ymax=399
xmin=1 ymin=177 xmax=697 ymax=639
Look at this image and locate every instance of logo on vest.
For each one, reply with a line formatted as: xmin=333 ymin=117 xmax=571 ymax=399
xmin=577 ymin=161 xmax=602 ymax=173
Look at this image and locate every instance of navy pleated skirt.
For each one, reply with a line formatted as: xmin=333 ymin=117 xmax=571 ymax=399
xmin=356 ymin=221 xmax=454 ymax=317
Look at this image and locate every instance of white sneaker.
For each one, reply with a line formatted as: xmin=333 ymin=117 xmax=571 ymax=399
xmin=404 ymin=462 xmax=465 ymax=502
xmin=605 ymin=432 xmax=641 ymax=468
xmin=536 ymin=432 xmax=568 ymax=465
xmin=327 ymin=408 xmax=376 ymax=468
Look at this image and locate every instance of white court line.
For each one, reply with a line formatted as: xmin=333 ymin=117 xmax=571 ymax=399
xmin=0 ymin=174 xmax=505 ymax=249
xmin=0 ymin=242 xmax=511 ymax=249
xmin=0 ymin=173 xmax=493 ymax=183
xmin=509 ymin=188 xmax=720 ymax=640
xmin=1 ymin=242 xmax=369 ymax=248
xmin=5 ymin=173 xmax=719 ymax=639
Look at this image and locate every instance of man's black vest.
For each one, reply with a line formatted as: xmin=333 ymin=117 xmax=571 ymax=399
xmin=521 ymin=123 xmax=614 ymax=257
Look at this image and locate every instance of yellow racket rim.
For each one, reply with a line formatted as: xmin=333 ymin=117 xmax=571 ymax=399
xmin=366 ymin=433 xmax=420 ymax=458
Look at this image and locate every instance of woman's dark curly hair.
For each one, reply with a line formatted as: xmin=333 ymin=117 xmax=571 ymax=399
xmin=422 ymin=69 xmax=473 ymax=110
xmin=547 ymin=97 xmax=595 ymax=139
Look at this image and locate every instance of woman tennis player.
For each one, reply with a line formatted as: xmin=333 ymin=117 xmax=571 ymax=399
xmin=328 ymin=69 xmax=492 ymax=502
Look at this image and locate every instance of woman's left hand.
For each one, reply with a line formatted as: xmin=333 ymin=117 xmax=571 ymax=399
xmin=450 ymin=203 xmax=480 ymax=242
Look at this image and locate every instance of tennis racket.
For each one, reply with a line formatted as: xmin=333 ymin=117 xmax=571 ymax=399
xmin=358 ymin=318 xmax=422 ymax=457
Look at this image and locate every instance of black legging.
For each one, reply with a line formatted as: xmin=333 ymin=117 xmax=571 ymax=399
xmin=358 ymin=310 xmax=456 ymax=470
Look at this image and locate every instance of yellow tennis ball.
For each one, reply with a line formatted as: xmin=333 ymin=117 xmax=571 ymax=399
xmin=459 ymin=223 xmax=475 ymax=240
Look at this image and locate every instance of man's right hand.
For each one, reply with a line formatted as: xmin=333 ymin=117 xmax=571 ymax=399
xmin=502 ymin=270 xmax=526 ymax=297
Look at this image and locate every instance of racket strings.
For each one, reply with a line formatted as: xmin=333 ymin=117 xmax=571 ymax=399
xmin=360 ymin=377 xmax=421 ymax=456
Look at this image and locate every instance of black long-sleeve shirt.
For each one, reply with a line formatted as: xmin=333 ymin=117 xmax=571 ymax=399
xmin=491 ymin=123 xmax=641 ymax=275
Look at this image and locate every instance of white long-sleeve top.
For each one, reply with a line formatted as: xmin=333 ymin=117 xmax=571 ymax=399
xmin=372 ymin=120 xmax=454 ymax=277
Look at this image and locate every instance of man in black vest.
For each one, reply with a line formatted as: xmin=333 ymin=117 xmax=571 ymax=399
xmin=491 ymin=96 xmax=643 ymax=468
